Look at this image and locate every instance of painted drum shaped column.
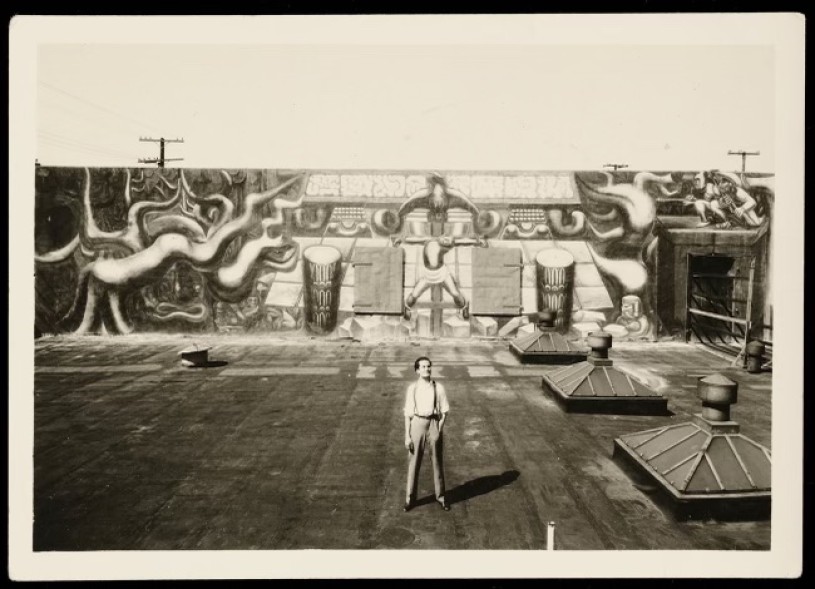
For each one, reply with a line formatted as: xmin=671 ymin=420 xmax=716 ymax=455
xmin=302 ymin=245 xmax=343 ymax=334
xmin=535 ymin=248 xmax=576 ymax=330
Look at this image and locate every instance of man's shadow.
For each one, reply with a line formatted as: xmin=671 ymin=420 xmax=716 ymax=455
xmin=417 ymin=470 xmax=520 ymax=506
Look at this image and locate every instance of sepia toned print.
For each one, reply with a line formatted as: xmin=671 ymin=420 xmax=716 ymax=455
xmin=33 ymin=165 xmax=774 ymax=549
xmin=10 ymin=14 xmax=804 ymax=581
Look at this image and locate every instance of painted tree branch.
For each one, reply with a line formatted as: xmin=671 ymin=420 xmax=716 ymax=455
xmin=37 ymin=169 xmax=306 ymax=335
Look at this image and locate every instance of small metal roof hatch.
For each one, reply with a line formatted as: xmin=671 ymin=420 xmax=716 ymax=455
xmin=613 ymin=373 xmax=771 ymax=519
xmin=509 ymin=310 xmax=588 ymax=364
xmin=541 ymin=331 xmax=668 ymax=415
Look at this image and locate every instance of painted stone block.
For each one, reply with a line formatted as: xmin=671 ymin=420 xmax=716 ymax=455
xmin=575 ymin=286 xmax=614 ymax=310
xmin=517 ymin=323 xmax=537 ymax=335
xmin=572 ymin=321 xmax=601 ymax=337
xmin=575 ymin=263 xmax=606 ymax=287
xmin=522 ymin=287 xmax=537 ymax=314
xmin=274 ymin=261 xmax=304 ymax=284
xmin=350 ymin=316 xmax=384 ymax=340
xmin=338 ymin=286 xmax=355 ymax=312
xmin=555 ymin=240 xmax=594 ymax=263
xmin=305 ymin=174 xmax=340 ymax=196
xmin=321 ymin=237 xmax=356 ymax=261
xmin=519 ymin=240 xmax=555 ymax=263
xmin=382 ymin=316 xmax=411 ymax=340
xmin=341 ymin=263 xmax=355 ymax=287
xmin=266 ymin=282 xmax=303 ymax=308
xmin=337 ymin=318 xmax=354 ymax=338
xmin=603 ymin=324 xmax=629 ymax=339
xmin=471 ymin=315 xmax=498 ymax=337
xmin=442 ymin=316 xmax=471 ymax=338
xmin=572 ymin=309 xmax=608 ymax=324
xmin=415 ymin=309 xmax=433 ymax=338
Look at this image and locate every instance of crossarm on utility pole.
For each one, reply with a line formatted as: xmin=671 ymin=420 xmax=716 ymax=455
xmin=139 ymin=136 xmax=185 ymax=168
xmin=727 ymin=150 xmax=760 ymax=174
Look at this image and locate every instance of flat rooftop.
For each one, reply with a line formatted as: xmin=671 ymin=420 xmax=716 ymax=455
xmin=33 ymin=336 xmax=771 ymax=550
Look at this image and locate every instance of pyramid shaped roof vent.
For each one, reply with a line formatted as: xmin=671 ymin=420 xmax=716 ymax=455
xmin=510 ymin=310 xmax=588 ymax=364
xmin=541 ymin=331 xmax=668 ymax=414
xmin=613 ymin=373 xmax=771 ymax=519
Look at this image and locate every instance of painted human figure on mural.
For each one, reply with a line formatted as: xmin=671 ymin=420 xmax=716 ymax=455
xmin=615 ymin=294 xmax=653 ymax=340
xmin=398 ymin=173 xmax=480 ymax=224
xmin=686 ymin=171 xmax=763 ymax=229
xmin=236 ymin=294 xmax=261 ymax=328
xmin=399 ymin=173 xmax=485 ymax=316
xmin=405 ymin=235 xmax=479 ymax=314
xmin=403 ymin=356 xmax=450 ymax=512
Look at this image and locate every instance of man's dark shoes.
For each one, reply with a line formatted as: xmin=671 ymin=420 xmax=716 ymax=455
xmin=438 ymin=499 xmax=450 ymax=511
xmin=403 ymin=501 xmax=414 ymax=512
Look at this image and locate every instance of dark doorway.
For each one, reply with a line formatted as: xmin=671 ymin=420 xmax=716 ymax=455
xmin=686 ymin=254 xmax=755 ymax=360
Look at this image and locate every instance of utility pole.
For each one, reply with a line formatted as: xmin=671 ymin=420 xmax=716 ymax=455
xmin=727 ymin=150 xmax=760 ymax=174
xmin=603 ymin=163 xmax=628 ymax=171
xmin=139 ymin=136 xmax=184 ymax=168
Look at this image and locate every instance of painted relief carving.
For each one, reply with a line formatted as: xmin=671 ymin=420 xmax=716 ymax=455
xmin=546 ymin=209 xmax=586 ymax=238
xmin=502 ymin=206 xmax=550 ymax=239
xmin=504 ymin=175 xmax=538 ymax=200
xmin=371 ymin=174 xmax=407 ymax=198
xmin=305 ymin=174 xmax=340 ymax=196
xmin=34 ymin=166 xmax=773 ymax=342
xmin=536 ymin=174 xmax=575 ymax=200
xmin=405 ymin=235 xmax=476 ymax=317
xmin=684 ymin=171 xmax=768 ymax=229
xmin=34 ymin=168 xmax=306 ymax=334
xmin=340 ymin=174 xmax=374 ymax=197
xmin=573 ymin=171 xmax=676 ymax=341
xmin=394 ymin=174 xmax=493 ymax=319
xmin=293 ymin=206 xmax=330 ymax=232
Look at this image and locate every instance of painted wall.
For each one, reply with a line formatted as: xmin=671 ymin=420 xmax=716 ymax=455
xmin=34 ymin=166 xmax=774 ymax=341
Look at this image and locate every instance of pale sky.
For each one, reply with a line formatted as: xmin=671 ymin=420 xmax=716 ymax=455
xmin=36 ymin=40 xmax=775 ymax=172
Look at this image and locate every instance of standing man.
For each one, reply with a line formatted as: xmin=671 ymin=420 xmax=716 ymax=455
xmin=404 ymin=356 xmax=450 ymax=512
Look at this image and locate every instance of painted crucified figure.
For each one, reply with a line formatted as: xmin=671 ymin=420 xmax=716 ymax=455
xmin=404 ymin=234 xmax=485 ymax=315
xmin=398 ymin=173 xmax=486 ymax=320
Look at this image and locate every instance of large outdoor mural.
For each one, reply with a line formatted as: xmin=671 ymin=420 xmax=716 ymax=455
xmin=34 ymin=166 xmax=773 ymax=342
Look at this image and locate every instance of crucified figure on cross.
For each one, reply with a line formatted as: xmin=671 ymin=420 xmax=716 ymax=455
xmin=395 ymin=173 xmax=488 ymax=326
xmin=404 ymin=234 xmax=483 ymax=313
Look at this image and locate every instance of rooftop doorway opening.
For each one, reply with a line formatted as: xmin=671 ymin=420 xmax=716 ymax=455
xmin=686 ymin=253 xmax=756 ymax=365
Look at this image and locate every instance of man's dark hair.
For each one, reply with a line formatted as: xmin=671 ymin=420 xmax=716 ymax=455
xmin=414 ymin=356 xmax=432 ymax=371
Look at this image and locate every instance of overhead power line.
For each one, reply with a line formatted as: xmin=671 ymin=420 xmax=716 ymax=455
xmin=38 ymin=80 xmax=165 ymax=135
xmin=38 ymin=130 xmax=142 ymax=160
xmin=39 ymin=99 xmax=155 ymax=136
xmin=38 ymin=140 xmax=139 ymax=163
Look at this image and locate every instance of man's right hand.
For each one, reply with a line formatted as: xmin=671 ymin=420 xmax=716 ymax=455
xmin=405 ymin=438 xmax=414 ymax=453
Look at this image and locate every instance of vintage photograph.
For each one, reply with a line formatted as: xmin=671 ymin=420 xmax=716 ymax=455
xmin=9 ymin=14 xmax=804 ymax=580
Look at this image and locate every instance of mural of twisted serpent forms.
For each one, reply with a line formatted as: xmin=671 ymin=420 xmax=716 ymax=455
xmin=35 ymin=168 xmax=307 ymax=335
